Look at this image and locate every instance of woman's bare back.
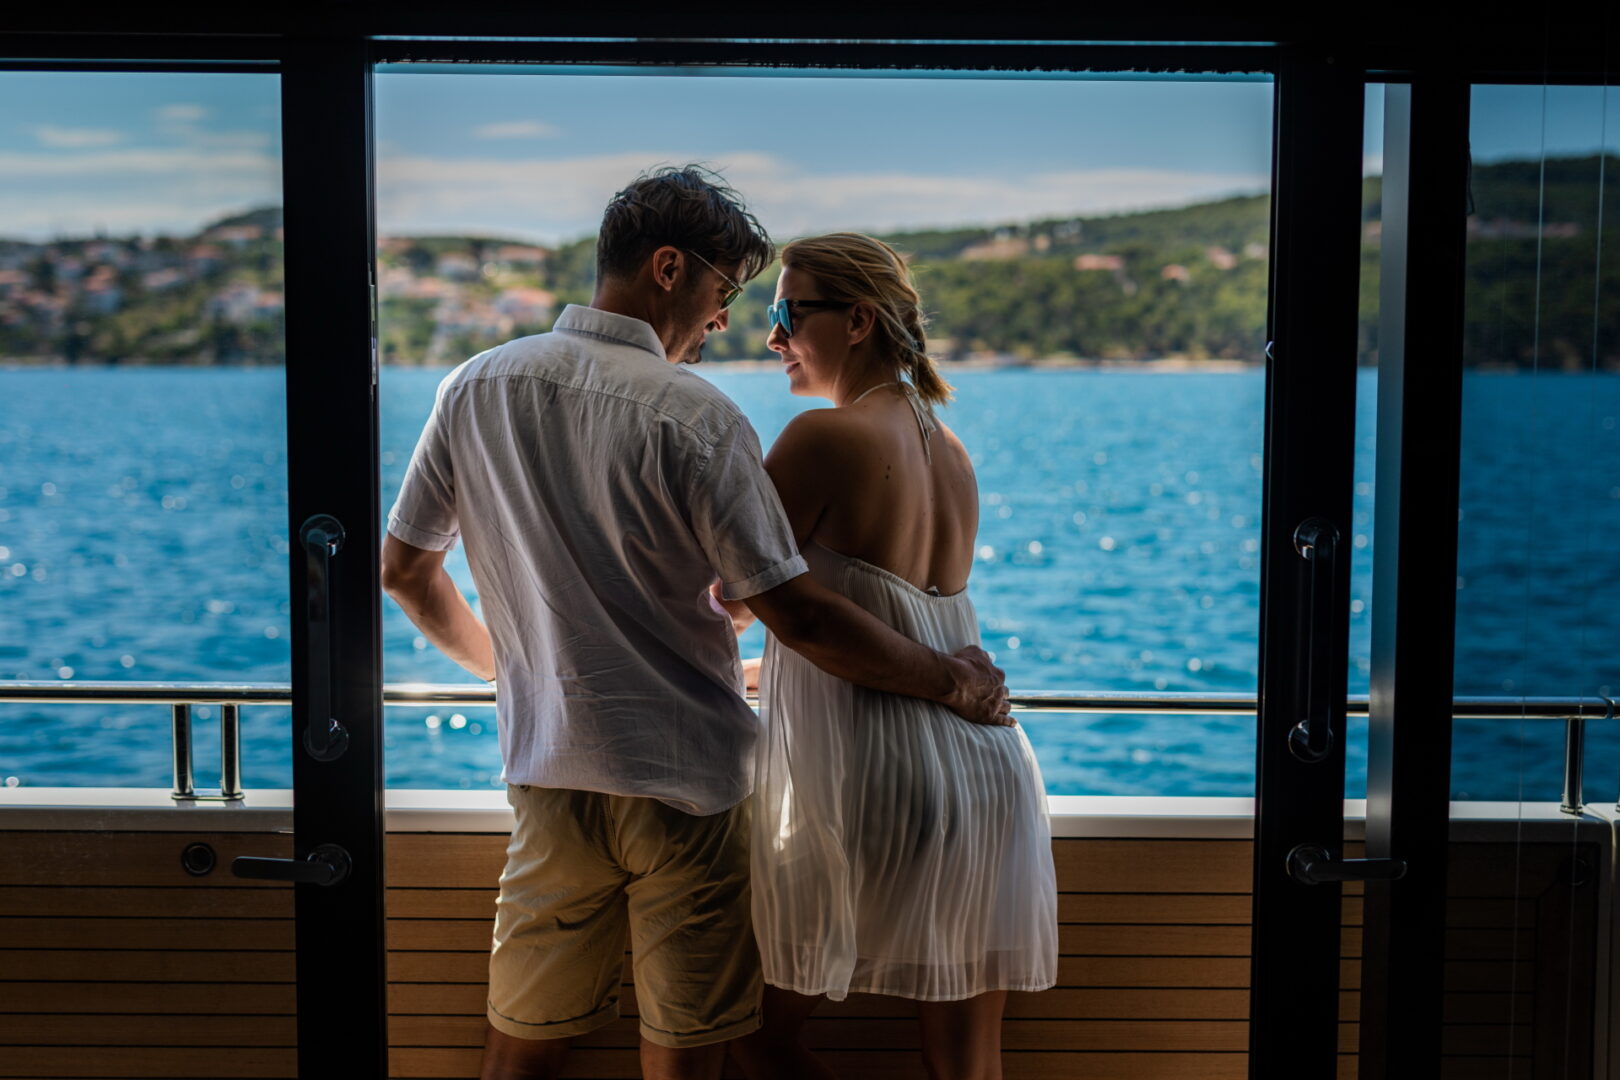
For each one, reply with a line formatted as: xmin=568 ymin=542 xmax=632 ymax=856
xmin=795 ymin=387 xmax=978 ymax=596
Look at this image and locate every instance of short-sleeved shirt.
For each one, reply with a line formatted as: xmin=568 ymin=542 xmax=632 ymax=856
xmin=387 ymin=305 xmax=807 ymax=815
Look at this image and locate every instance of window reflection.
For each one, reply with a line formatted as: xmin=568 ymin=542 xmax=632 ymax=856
xmin=1453 ymin=84 xmax=1618 ymax=800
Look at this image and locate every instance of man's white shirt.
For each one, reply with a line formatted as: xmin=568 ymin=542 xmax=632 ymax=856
xmin=388 ymin=305 xmax=807 ymax=814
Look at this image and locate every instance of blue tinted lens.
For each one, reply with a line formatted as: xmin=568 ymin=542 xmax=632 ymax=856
xmin=767 ymin=300 xmax=793 ymax=337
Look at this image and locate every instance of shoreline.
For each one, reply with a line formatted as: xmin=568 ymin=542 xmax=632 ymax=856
xmin=2 ymin=356 xmax=1265 ymax=373
xmin=704 ymin=356 xmax=1264 ymax=373
xmin=7 ymin=359 xmax=1601 ymax=374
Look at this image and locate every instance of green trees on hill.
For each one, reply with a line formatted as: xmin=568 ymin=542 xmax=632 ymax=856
xmin=5 ymin=156 xmax=1616 ymax=368
xmin=696 ymin=194 xmax=1276 ymax=362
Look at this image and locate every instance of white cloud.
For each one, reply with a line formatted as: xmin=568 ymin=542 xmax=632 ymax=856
xmin=472 ymin=120 xmax=562 ymax=140
xmin=0 ymin=147 xmax=280 ymax=238
xmin=375 ymin=149 xmax=1268 ymax=243
xmin=149 ymin=103 xmax=270 ymax=149
xmin=0 ymin=142 xmax=1267 ymax=244
xmin=0 ymin=147 xmax=275 ymax=178
xmin=31 ymin=126 xmax=125 ymax=149
xmin=156 ymin=104 xmax=208 ymax=124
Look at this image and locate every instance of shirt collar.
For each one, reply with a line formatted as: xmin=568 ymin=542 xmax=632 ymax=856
xmin=553 ymin=304 xmax=668 ymax=362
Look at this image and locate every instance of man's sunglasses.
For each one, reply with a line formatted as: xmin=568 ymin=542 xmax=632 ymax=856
xmin=683 ymin=249 xmax=744 ymax=309
xmin=767 ymin=298 xmax=852 ymax=338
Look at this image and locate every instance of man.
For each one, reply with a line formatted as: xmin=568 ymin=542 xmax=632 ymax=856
xmin=381 ymin=165 xmax=1009 ymax=1080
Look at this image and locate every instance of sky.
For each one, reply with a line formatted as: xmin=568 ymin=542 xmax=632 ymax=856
xmin=0 ymin=69 xmax=1613 ymax=243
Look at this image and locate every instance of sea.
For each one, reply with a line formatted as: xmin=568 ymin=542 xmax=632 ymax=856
xmin=2 ymin=366 xmax=1617 ymax=801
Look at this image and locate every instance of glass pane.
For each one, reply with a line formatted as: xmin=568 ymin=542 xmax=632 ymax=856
xmin=1440 ymin=82 xmax=1616 ymax=1078
xmin=0 ymin=72 xmax=289 ymax=791
xmin=0 ymin=68 xmax=297 ymax=1080
xmin=1346 ymin=81 xmax=1386 ymax=801
xmin=373 ymin=67 xmax=1275 ymax=796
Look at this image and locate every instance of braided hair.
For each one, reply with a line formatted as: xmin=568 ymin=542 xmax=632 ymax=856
xmin=779 ymin=233 xmax=952 ymax=406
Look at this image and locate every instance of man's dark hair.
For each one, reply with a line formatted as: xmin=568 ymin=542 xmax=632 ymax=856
xmin=596 ymin=164 xmax=775 ymax=287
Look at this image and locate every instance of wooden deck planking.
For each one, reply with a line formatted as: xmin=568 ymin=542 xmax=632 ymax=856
xmin=0 ymin=827 xmax=1595 ymax=1079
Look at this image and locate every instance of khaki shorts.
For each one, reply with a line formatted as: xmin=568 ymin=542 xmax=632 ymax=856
xmin=487 ymin=785 xmax=761 ymax=1048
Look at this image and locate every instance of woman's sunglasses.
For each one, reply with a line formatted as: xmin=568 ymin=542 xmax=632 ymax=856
xmin=766 ymin=299 xmax=852 ymax=338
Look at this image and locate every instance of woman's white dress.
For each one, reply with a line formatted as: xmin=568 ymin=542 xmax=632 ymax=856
xmin=751 ymin=539 xmax=1059 ymax=1001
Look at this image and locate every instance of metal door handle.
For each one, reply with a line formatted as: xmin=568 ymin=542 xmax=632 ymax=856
xmin=300 ymin=514 xmax=349 ymax=762
xmin=1289 ymin=517 xmax=1340 ymax=762
xmin=232 ymin=843 xmax=353 ymax=886
xmin=1287 ymin=843 xmax=1406 ymax=885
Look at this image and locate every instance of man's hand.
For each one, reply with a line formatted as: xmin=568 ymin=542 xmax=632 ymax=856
xmin=940 ymin=646 xmax=1014 ymax=727
xmin=746 ymin=575 xmax=1015 ymax=726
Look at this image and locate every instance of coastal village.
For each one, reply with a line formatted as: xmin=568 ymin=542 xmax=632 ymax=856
xmin=0 ymin=210 xmax=569 ymax=366
xmin=0 ymin=202 xmax=1277 ymax=367
xmin=2 ymin=154 xmax=1613 ymax=368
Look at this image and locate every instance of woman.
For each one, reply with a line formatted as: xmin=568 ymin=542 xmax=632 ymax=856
xmin=728 ymin=233 xmax=1057 ymax=1080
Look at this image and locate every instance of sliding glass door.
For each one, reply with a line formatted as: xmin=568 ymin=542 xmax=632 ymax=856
xmin=0 ymin=36 xmax=389 ymax=1078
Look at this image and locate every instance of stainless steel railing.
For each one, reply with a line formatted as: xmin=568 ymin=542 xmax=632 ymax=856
xmin=0 ymin=681 xmax=1612 ymax=810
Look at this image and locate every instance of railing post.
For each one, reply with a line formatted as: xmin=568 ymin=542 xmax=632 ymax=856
xmin=171 ymin=703 xmax=195 ymax=800
xmin=220 ymin=703 xmax=243 ymax=801
xmin=1561 ymin=714 xmax=1585 ymax=816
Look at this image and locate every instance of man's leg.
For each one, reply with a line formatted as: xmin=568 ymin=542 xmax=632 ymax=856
xmin=618 ymin=796 xmax=762 ymax=1065
xmin=639 ymin=1038 xmax=727 ymax=1080
xmin=483 ymin=786 xmax=631 ymax=1078
xmin=481 ymin=1026 xmax=572 ymax=1080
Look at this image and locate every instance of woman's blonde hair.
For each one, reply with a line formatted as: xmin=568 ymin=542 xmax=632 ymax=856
xmin=780 ymin=232 xmax=952 ymax=406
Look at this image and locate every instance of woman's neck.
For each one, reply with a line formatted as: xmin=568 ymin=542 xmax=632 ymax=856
xmin=832 ymin=362 xmax=900 ymax=408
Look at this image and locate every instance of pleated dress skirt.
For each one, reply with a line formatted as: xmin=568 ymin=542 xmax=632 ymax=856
xmin=751 ymin=542 xmax=1058 ymax=1002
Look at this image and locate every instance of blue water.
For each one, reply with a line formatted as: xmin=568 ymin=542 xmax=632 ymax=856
xmin=1 ymin=367 xmax=1616 ymax=799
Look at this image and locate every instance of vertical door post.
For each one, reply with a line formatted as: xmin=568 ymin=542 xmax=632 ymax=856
xmin=281 ymin=34 xmax=388 ymax=1077
xmin=1250 ymin=46 xmax=1365 ymax=1078
xmin=1357 ymin=75 xmax=1470 ymax=1080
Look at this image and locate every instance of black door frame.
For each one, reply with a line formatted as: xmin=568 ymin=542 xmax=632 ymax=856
xmin=1356 ymin=73 xmax=1471 ymax=1079
xmin=280 ymin=35 xmax=389 ymax=1078
xmin=1249 ymin=45 xmax=1365 ymax=1079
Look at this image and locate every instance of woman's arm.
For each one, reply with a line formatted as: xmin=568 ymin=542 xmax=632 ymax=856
xmin=762 ymin=410 xmax=839 ymax=547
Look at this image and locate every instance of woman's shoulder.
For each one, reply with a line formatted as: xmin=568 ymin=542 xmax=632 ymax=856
xmin=773 ymin=405 xmax=878 ymax=460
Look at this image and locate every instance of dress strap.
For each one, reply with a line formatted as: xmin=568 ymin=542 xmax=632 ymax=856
xmin=847 ymin=381 xmax=896 ymax=404
xmin=847 ymin=380 xmax=935 ymax=463
xmin=899 ymin=383 xmax=937 ymax=464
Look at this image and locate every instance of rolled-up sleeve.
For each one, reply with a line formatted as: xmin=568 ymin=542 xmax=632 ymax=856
xmin=387 ymin=379 xmax=460 ymax=552
xmin=688 ymin=416 xmax=807 ymax=600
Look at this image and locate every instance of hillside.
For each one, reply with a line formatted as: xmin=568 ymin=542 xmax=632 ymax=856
xmin=2 ymin=155 xmax=1616 ymax=368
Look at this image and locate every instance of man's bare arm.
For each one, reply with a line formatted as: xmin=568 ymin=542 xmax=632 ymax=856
xmin=743 ymin=573 xmax=1011 ymax=726
xmin=709 ymin=580 xmax=757 ymax=635
xmin=380 ymin=534 xmax=496 ymax=682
